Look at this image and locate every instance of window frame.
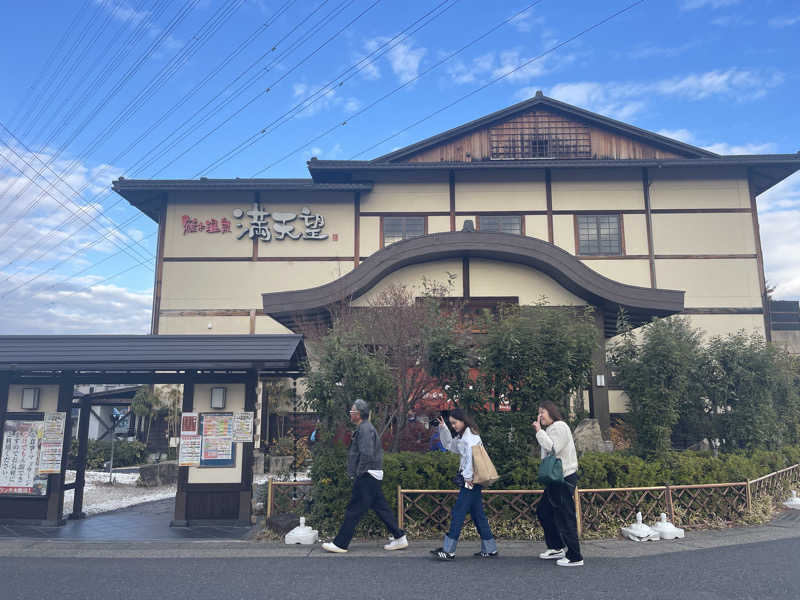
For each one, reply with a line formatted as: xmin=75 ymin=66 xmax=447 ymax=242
xmin=475 ymin=214 xmax=525 ymax=236
xmin=380 ymin=215 xmax=428 ymax=248
xmin=574 ymin=213 xmax=625 ymax=257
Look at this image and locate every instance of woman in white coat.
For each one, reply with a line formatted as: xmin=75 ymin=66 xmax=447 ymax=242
xmin=431 ymin=408 xmax=498 ymax=561
xmin=533 ymin=400 xmax=583 ymax=567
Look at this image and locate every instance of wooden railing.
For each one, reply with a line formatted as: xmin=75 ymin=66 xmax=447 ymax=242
xmin=396 ymin=464 xmax=800 ymax=536
xmin=266 ymin=480 xmax=312 ymax=519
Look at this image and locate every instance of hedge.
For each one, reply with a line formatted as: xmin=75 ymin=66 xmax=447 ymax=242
xmin=307 ymin=444 xmax=800 ymax=537
xmin=68 ymin=439 xmax=148 ymax=470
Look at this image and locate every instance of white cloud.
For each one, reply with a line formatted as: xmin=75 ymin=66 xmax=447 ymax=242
xmin=0 ymin=143 xmax=153 ymax=298
xmin=360 ymin=36 xmax=426 ymax=84
xmin=711 ymin=15 xmax=755 ymax=26
xmin=385 ymin=38 xmax=426 ymax=84
xmin=625 ymin=41 xmax=700 ymax=59
xmin=0 ymin=268 xmax=153 ymax=334
xmin=509 ymin=7 xmax=545 ymax=32
xmin=655 ymin=128 xmax=777 ymax=155
xmin=448 ymin=46 xmax=574 ymax=88
xmin=702 ymin=141 xmax=777 ymax=155
xmin=291 ymin=82 xmax=359 ymax=118
xmin=543 ymin=68 xmax=783 ymax=120
xmin=95 ymin=0 xmax=149 ymax=24
xmin=655 ymin=128 xmax=697 ymax=144
xmin=680 ymin=0 xmax=741 ymax=10
xmin=769 ymin=15 xmax=800 ymax=27
xmin=758 ymin=173 xmax=800 ymax=300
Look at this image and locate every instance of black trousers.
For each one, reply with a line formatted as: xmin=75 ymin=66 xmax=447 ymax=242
xmin=536 ymin=473 xmax=582 ymax=562
xmin=333 ymin=474 xmax=404 ymax=549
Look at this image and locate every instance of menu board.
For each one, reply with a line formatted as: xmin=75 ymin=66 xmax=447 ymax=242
xmin=198 ymin=413 xmax=235 ymax=468
xmin=0 ymin=420 xmax=49 ymax=496
xmin=232 ymin=412 xmax=254 ymax=442
xmin=178 ymin=435 xmax=202 ymax=467
xmin=39 ymin=412 xmax=66 ymax=474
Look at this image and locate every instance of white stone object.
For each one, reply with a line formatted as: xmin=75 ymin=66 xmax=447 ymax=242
xmin=621 ymin=511 xmax=661 ymax=542
xmin=285 ymin=517 xmax=319 ymax=545
xmin=651 ymin=513 xmax=685 ymax=540
xmin=784 ymin=490 xmax=800 ymax=510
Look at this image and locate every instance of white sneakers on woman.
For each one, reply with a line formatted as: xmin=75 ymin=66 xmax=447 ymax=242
xmin=384 ymin=535 xmax=409 ymax=550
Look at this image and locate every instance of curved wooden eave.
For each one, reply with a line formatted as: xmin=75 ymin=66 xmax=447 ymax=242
xmin=261 ymin=232 xmax=685 ymax=336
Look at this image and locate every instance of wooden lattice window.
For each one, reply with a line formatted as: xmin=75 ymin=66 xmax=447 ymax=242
xmin=489 ymin=111 xmax=591 ymax=160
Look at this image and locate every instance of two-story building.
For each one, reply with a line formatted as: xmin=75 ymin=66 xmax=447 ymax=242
xmin=113 ymin=92 xmax=800 ymax=434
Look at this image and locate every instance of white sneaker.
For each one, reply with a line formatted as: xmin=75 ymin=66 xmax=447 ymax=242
xmin=539 ymin=548 xmax=566 ymax=560
xmin=556 ymin=557 xmax=584 ymax=567
xmin=384 ymin=535 xmax=409 ymax=551
xmin=322 ymin=542 xmax=348 ymax=553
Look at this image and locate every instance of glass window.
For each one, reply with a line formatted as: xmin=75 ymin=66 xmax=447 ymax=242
xmin=383 ymin=216 xmax=425 ymax=246
xmin=478 ymin=215 xmax=522 ymax=235
xmin=577 ymin=214 xmax=622 ymax=256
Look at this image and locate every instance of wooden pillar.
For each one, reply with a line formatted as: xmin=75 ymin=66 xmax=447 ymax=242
xmin=238 ymin=370 xmax=258 ymax=524
xmin=69 ymin=396 xmax=92 ymax=519
xmin=171 ymin=378 xmax=194 ymax=526
xmin=449 ymin=171 xmax=456 ymax=231
xmin=545 ymin=168 xmax=554 ymax=244
xmin=46 ymin=371 xmax=73 ymax=525
xmin=591 ymin=310 xmax=610 ymax=432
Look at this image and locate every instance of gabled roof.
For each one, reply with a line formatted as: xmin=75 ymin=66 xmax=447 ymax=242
xmin=374 ymin=91 xmax=719 ymax=162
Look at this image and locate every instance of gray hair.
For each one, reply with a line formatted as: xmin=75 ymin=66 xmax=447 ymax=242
xmin=352 ymin=398 xmax=370 ymax=419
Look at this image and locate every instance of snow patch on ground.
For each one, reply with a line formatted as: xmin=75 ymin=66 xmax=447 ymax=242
xmin=63 ymin=470 xmax=176 ymax=516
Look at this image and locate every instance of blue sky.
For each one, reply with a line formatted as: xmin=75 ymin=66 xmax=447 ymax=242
xmin=0 ymin=0 xmax=798 ymax=333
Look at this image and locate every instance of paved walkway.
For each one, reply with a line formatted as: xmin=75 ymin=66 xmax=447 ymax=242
xmin=0 ymin=507 xmax=797 ymax=558
xmin=0 ymin=499 xmax=256 ymax=541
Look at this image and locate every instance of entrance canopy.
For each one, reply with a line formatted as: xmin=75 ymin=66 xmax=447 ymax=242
xmin=0 ymin=334 xmax=307 ymax=381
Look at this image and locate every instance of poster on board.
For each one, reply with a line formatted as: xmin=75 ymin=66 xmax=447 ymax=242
xmin=178 ymin=435 xmax=202 ymax=467
xmin=0 ymin=420 xmax=49 ymax=496
xmin=181 ymin=413 xmax=198 ymax=435
xmin=198 ymin=413 xmax=235 ymax=468
xmin=38 ymin=412 xmax=66 ymax=475
xmin=232 ymin=412 xmax=254 ymax=442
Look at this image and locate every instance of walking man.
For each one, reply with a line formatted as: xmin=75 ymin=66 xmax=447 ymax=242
xmin=322 ymin=399 xmax=409 ymax=553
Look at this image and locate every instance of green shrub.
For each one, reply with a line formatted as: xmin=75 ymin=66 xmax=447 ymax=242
xmin=308 ymin=444 xmax=800 ymax=537
xmin=68 ymin=438 xmax=148 ymax=470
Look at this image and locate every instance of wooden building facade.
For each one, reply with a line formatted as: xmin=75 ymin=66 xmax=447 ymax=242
xmin=113 ymin=92 xmax=800 ymax=426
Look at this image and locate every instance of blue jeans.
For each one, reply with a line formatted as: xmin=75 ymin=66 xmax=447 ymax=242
xmin=443 ymin=484 xmax=497 ymax=554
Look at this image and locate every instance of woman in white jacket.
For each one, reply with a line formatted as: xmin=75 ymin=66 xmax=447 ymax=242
xmin=533 ymin=400 xmax=583 ymax=567
xmin=431 ymin=408 xmax=498 ymax=561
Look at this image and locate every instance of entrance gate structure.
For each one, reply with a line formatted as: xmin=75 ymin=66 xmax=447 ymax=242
xmin=0 ymin=334 xmax=305 ymax=526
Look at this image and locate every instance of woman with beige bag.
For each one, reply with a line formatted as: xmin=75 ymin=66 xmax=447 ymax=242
xmin=430 ymin=408 xmax=499 ymax=561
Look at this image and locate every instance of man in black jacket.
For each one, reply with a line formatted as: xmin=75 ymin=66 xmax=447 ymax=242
xmin=322 ymin=399 xmax=409 ymax=553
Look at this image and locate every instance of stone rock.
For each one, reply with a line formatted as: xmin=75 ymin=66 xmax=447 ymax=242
xmin=573 ymin=419 xmax=613 ymax=454
xmin=687 ymin=438 xmax=711 ymax=452
xmin=268 ymin=455 xmax=295 ymax=475
xmin=137 ymin=460 xmax=178 ymax=487
xmin=266 ymin=513 xmax=300 ymax=535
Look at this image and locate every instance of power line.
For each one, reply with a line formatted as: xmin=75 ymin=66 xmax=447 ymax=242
xmin=248 ymin=0 xmax=548 ymax=175
xmin=1 ymin=0 xmax=362 ymax=274
xmin=252 ymin=0 xmax=646 ymax=176
xmin=0 ymin=0 xmax=198 ymax=229
xmin=0 ymin=123 xmax=154 ymax=261
xmin=194 ymin=0 xmax=460 ymax=177
xmin=0 ymin=0 xmax=321 ymax=281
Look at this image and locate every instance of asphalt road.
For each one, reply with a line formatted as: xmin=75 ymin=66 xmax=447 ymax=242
xmin=2 ymin=537 xmax=798 ymax=600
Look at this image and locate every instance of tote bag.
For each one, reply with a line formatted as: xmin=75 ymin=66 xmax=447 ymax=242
xmin=471 ymin=443 xmax=499 ymax=487
xmin=537 ymin=449 xmax=564 ymax=486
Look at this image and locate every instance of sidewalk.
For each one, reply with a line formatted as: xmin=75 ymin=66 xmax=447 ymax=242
xmin=0 ymin=509 xmax=797 ymax=559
